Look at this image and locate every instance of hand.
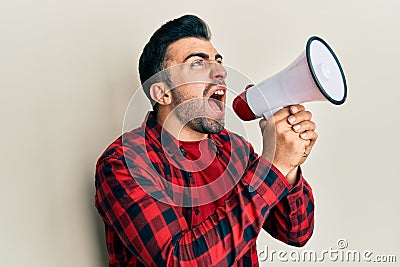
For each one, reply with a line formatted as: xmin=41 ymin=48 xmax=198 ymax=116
xmin=260 ymin=105 xmax=318 ymax=182
xmin=288 ymin=104 xmax=318 ymax=166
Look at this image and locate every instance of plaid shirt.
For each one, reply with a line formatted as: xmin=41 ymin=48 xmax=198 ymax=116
xmin=95 ymin=112 xmax=314 ymax=267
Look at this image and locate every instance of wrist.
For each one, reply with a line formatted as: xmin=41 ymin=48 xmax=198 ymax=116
xmin=261 ymin=153 xmax=292 ymax=177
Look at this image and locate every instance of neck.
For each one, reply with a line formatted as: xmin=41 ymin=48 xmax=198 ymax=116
xmin=155 ymin=109 xmax=207 ymax=141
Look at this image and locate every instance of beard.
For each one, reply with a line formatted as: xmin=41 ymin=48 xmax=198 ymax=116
xmin=171 ymin=86 xmax=225 ymax=134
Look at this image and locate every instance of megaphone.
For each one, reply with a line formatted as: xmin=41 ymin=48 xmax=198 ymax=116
xmin=233 ymin=36 xmax=347 ymax=120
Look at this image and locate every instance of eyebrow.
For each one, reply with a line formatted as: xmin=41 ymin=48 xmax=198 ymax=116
xmin=184 ymin=53 xmax=223 ymax=62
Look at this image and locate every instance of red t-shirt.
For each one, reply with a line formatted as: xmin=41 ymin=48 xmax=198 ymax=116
xmin=179 ymin=139 xmax=232 ymax=226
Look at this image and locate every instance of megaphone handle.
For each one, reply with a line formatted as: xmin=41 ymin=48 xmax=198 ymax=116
xmin=262 ymin=107 xmax=283 ymax=120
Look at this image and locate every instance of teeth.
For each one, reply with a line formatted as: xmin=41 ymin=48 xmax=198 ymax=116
xmin=213 ymin=90 xmax=225 ymax=95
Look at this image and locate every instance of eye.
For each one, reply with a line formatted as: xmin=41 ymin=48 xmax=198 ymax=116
xmin=191 ymin=59 xmax=206 ymax=68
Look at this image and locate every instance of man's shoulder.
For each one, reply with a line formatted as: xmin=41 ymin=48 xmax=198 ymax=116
xmin=96 ymin=127 xmax=146 ymax=167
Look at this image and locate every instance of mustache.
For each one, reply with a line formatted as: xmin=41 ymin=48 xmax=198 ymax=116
xmin=203 ymin=81 xmax=226 ymax=97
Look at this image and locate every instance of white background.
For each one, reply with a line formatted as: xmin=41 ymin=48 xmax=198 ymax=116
xmin=1 ymin=0 xmax=399 ymax=266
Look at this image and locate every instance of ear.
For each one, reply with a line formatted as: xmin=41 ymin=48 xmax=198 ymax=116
xmin=149 ymin=82 xmax=172 ymax=106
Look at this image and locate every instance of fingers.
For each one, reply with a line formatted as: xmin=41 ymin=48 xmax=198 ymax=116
xmin=271 ymin=107 xmax=291 ymax=121
xmin=304 ymin=131 xmax=318 ymax=156
xmin=289 ymin=104 xmax=305 ymax=114
xmin=288 ymin=104 xmax=317 ymax=144
xmin=271 ymin=105 xmax=311 ymax=124
xmin=287 ymin=108 xmax=312 ymax=125
xmin=300 ymin=130 xmax=317 ymax=140
xmin=299 ymin=131 xmax=317 ymax=164
xmin=300 ymin=130 xmax=318 ymax=157
xmin=292 ymin=120 xmax=316 ymax=133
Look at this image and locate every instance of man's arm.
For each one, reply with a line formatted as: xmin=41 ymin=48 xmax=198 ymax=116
xmin=257 ymin=104 xmax=316 ymax=246
xmin=263 ymin=168 xmax=314 ymax=247
xmin=95 ymin=150 xmax=291 ymax=267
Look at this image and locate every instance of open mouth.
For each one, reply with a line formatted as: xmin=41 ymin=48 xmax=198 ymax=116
xmin=207 ymin=87 xmax=226 ymax=114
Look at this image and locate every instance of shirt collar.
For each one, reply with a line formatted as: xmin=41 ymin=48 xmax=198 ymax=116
xmin=143 ymin=111 xmax=224 ymax=158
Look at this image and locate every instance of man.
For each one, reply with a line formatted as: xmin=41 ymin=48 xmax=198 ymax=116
xmin=95 ymin=14 xmax=316 ymax=266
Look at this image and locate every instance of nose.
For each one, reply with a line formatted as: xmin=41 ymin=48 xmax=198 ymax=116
xmin=210 ymin=62 xmax=227 ymax=81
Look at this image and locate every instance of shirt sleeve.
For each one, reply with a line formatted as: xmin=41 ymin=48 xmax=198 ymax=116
xmin=95 ymin=150 xmax=294 ymax=267
xmin=262 ymin=166 xmax=315 ymax=247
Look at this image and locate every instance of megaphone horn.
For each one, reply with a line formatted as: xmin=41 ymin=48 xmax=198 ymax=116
xmin=233 ymin=36 xmax=347 ymax=120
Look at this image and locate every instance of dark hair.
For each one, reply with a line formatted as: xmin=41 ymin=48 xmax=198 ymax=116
xmin=138 ymin=15 xmax=211 ymax=108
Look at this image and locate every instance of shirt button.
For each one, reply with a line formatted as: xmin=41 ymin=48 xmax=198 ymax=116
xmin=179 ymin=147 xmax=186 ymax=156
xmin=195 ymin=209 xmax=200 ymax=215
xmin=187 ymin=172 xmax=192 ymax=177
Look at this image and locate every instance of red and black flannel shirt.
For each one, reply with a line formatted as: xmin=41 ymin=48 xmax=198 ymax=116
xmin=95 ymin=112 xmax=314 ymax=267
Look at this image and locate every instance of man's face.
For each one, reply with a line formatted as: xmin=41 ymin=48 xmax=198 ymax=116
xmin=163 ymin=37 xmax=227 ymax=134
